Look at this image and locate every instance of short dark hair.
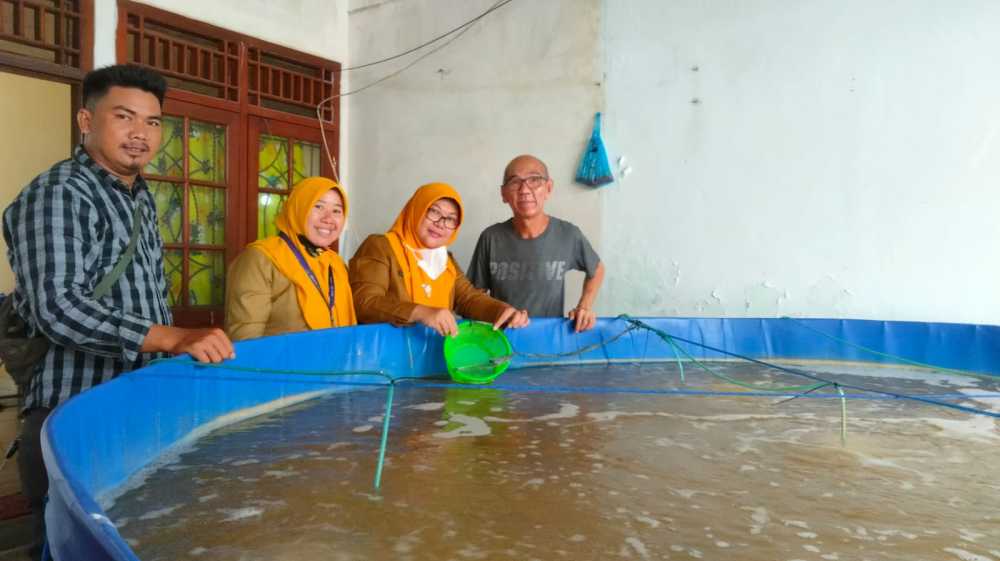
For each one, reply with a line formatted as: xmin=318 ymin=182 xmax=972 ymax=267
xmin=82 ymin=64 xmax=167 ymax=108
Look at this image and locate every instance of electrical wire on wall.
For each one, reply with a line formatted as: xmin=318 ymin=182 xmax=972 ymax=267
xmin=338 ymin=0 xmax=514 ymax=73
xmin=315 ymin=0 xmax=515 ymax=183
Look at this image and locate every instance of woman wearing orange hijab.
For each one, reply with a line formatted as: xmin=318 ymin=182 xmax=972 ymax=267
xmin=225 ymin=177 xmax=356 ymax=340
xmin=349 ymin=183 xmax=528 ymax=336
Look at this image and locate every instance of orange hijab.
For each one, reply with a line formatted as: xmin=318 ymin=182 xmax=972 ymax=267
xmin=250 ymin=177 xmax=357 ymax=328
xmin=385 ymin=183 xmax=463 ymax=308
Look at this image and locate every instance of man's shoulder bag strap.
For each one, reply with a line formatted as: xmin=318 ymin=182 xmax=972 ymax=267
xmin=93 ymin=201 xmax=143 ymax=299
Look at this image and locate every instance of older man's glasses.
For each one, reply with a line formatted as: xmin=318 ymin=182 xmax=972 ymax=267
xmin=426 ymin=206 xmax=459 ymax=230
xmin=502 ymin=175 xmax=549 ymax=191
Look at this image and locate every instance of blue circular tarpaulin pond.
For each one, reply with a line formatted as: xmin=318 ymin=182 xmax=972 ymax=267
xmin=42 ymin=317 xmax=1000 ymax=560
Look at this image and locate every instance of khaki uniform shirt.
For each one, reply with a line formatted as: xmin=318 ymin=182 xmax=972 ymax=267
xmin=225 ymin=247 xmax=312 ymax=341
xmin=349 ymin=234 xmax=507 ymax=325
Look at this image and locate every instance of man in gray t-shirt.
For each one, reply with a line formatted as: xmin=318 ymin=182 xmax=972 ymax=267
xmin=468 ymin=154 xmax=605 ymax=331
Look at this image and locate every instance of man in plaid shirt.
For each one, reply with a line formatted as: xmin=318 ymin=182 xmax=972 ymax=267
xmin=3 ymin=64 xmax=234 ymax=560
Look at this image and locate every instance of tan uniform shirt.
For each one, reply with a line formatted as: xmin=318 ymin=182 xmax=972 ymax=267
xmin=225 ymin=247 xmax=311 ymax=341
xmin=349 ymin=234 xmax=507 ymax=325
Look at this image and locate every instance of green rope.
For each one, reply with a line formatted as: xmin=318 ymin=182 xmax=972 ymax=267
xmin=514 ymin=325 xmax=638 ymax=359
xmin=148 ymin=358 xmax=401 ymax=492
xmin=618 ymin=318 xmax=860 ymax=445
xmin=837 ymin=385 xmax=847 ymax=446
xmin=146 ymin=357 xmax=393 ymax=382
xmin=620 ymin=318 xmax=828 ymax=394
xmin=513 ymin=319 xmax=823 ymax=394
xmin=151 ymin=316 xmax=982 ymax=488
xmin=771 ymin=382 xmax=833 ymax=406
xmin=783 ymin=317 xmax=996 ymax=381
xmin=374 ymin=383 xmax=395 ymax=491
xmin=670 ymin=339 xmax=686 ymax=384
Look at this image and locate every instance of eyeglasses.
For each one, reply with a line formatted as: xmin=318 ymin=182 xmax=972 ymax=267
xmin=502 ymin=175 xmax=549 ymax=191
xmin=426 ymin=206 xmax=459 ymax=230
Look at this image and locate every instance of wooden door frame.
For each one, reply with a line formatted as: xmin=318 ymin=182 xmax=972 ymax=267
xmin=158 ymin=96 xmax=243 ymax=327
xmin=247 ymin=115 xmax=338 ymax=247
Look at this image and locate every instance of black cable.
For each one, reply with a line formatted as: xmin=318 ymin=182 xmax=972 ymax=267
xmin=339 ymin=0 xmax=515 ymax=73
xmin=317 ymin=0 xmax=513 ymax=176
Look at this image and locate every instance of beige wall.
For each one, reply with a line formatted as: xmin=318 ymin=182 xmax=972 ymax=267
xmin=0 ymin=71 xmax=72 ymax=294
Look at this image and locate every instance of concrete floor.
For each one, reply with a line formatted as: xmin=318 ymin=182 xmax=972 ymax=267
xmin=0 ymin=525 xmax=30 ymax=561
xmin=0 ymin=370 xmax=30 ymax=559
xmin=1 ymin=371 xmax=21 ymax=496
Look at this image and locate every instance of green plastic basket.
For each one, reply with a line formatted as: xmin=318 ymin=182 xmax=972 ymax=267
xmin=443 ymin=321 xmax=513 ymax=384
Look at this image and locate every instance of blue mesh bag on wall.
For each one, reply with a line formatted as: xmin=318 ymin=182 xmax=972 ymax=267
xmin=575 ymin=112 xmax=614 ymax=187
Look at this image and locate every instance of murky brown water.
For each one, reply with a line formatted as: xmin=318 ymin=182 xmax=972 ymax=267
xmin=107 ymin=362 xmax=1000 ymax=560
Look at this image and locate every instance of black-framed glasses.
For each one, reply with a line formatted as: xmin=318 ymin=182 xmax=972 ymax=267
xmin=426 ymin=206 xmax=459 ymax=230
xmin=502 ymin=175 xmax=549 ymax=191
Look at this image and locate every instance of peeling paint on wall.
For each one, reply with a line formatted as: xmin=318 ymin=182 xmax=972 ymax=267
xmin=605 ymin=243 xmax=683 ymax=315
xmin=743 ymin=282 xmax=783 ymax=316
xmin=805 ymin=275 xmax=853 ymax=316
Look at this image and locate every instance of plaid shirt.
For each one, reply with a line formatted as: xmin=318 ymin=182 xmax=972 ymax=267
xmin=3 ymin=146 xmax=172 ymax=411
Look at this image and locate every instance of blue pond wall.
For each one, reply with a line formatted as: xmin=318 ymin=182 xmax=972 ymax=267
xmin=41 ymin=317 xmax=1000 ymax=560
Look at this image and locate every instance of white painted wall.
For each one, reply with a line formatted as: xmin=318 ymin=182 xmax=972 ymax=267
xmin=602 ymin=0 xmax=1000 ymax=324
xmin=345 ymin=0 xmax=604 ymax=307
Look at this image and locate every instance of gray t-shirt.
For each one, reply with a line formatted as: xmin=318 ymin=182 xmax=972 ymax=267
xmin=468 ymin=217 xmax=600 ymax=317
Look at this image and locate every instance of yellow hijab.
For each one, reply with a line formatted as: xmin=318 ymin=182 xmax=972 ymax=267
xmin=250 ymin=177 xmax=357 ymax=328
xmin=385 ymin=182 xmax=463 ymax=308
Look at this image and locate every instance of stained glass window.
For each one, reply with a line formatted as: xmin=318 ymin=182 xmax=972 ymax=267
xmin=145 ymin=116 xmax=184 ymax=178
xmin=292 ymin=140 xmax=321 ymax=185
xmin=257 ymin=193 xmax=287 ymax=240
xmin=189 ymin=121 xmax=226 ymax=183
xmin=145 ymin=115 xmax=228 ymax=309
xmin=164 ymin=250 xmax=184 ymax=307
xmin=257 ymin=134 xmax=321 ymax=239
xmin=258 ymin=134 xmax=288 ymax=191
xmin=189 ymin=187 xmax=226 ymax=245
xmin=188 ymin=251 xmax=225 ymax=306
xmin=149 ymin=180 xmax=183 ymax=244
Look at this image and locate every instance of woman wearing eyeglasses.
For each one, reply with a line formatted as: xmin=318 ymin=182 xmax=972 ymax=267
xmin=349 ymin=182 xmax=529 ymax=336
